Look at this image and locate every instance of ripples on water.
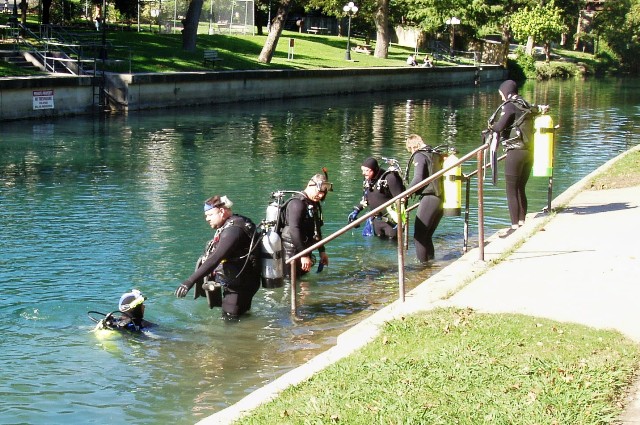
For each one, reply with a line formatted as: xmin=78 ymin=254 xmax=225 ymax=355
xmin=0 ymin=78 xmax=638 ymax=424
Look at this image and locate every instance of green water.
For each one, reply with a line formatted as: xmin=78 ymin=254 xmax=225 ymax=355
xmin=1 ymin=78 xmax=638 ymax=424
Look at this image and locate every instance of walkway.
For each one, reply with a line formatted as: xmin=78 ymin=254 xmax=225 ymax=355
xmin=200 ymin=145 xmax=640 ymax=424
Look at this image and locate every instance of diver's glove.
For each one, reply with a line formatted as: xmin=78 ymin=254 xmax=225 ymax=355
xmin=348 ymin=206 xmax=363 ymax=223
xmin=175 ymin=282 xmax=190 ymax=298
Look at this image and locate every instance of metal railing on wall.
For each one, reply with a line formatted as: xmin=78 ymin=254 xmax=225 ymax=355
xmin=286 ymin=144 xmax=494 ymax=316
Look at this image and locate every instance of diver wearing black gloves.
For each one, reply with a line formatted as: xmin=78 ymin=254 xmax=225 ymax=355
xmin=348 ymin=157 xmax=405 ymax=239
xmin=405 ymin=134 xmax=444 ymax=262
xmin=175 ymin=195 xmax=261 ymax=320
xmin=281 ymin=173 xmax=331 ymax=276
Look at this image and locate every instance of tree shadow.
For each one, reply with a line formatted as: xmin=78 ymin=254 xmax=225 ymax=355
xmin=560 ymin=202 xmax=637 ymax=215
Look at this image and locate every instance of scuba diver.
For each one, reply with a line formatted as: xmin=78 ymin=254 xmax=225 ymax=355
xmin=88 ymin=289 xmax=154 ymax=332
xmin=404 ymin=134 xmax=445 ymax=263
xmin=174 ymin=195 xmax=261 ymax=320
xmin=280 ymin=173 xmax=332 ymax=276
xmin=347 ymin=157 xmax=405 ymax=239
xmin=486 ymin=80 xmax=549 ymax=236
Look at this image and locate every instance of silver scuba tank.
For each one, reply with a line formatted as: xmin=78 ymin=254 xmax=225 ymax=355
xmin=260 ymin=200 xmax=284 ymax=288
xmin=265 ymin=201 xmax=279 ymax=223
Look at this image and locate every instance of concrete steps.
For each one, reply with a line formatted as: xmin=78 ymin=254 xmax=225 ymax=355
xmin=0 ymin=49 xmax=42 ymax=73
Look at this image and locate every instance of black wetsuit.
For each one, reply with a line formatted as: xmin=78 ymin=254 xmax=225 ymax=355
xmin=281 ymin=193 xmax=325 ymax=276
xmin=182 ymin=214 xmax=260 ymax=317
xmin=407 ymin=149 xmax=444 ymax=262
xmin=97 ymin=312 xmax=153 ymax=332
xmin=489 ymin=95 xmax=534 ymax=226
xmin=362 ymin=168 xmax=405 ymax=238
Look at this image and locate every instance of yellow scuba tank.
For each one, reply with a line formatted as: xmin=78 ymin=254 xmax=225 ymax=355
xmin=385 ymin=201 xmax=406 ymax=226
xmin=443 ymin=153 xmax=462 ymax=216
xmin=533 ymin=114 xmax=554 ymax=177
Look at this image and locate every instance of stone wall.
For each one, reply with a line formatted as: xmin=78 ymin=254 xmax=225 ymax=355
xmin=0 ymin=66 xmax=507 ymax=121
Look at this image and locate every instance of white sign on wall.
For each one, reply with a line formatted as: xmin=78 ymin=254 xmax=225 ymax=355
xmin=33 ymin=90 xmax=55 ymax=110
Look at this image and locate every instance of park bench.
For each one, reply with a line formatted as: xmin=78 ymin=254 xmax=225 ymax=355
xmin=203 ymin=49 xmax=223 ymax=68
xmin=307 ymin=26 xmax=328 ymax=35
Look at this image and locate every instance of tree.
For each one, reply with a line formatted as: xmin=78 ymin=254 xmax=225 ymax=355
xmin=258 ymin=0 xmax=294 ymax=63
xmin=182 ymin=0 xmax=205 ymax=51
xmin=306 ymin=0 xmax=390 ymax=58
xmin=592 ymin=0 xmax=640 ymax=72
xmin=373 ymin=0 xmax=389 ymax=58
xmin=509 ymin=2 xmax=567 ymax=62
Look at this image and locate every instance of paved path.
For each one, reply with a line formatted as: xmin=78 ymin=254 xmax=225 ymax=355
xmin=200 ymin=145 xmax=640 ymax=425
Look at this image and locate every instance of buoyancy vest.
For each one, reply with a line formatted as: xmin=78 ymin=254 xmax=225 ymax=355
xmin=281 ymin=193 xmax=324 ymax=250
xmin=201 ymin=215 xmax=260 ymax=289
xmin=406 ymin=147 xmax=444 ymax=198
xmin=489 ymin=96 xmax=536 ymax=150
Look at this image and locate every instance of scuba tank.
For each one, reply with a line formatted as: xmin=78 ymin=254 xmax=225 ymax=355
xmin=259 ymin=194 xmax=285 ymax=289
xmin=443 ymin=150 xmax=462 ymax=216
xmin=533 ymin=114 xmax=555 ymax=177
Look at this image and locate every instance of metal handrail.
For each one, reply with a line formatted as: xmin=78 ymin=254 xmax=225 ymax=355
xmin=286 ymin=144 xmax=490 ymax=315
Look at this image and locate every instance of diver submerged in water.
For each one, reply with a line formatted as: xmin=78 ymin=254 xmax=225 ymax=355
xmin=88 ymin=289 xmax=154 ymax=332
xmin=348 ymin=157 xmax=405 ymax=239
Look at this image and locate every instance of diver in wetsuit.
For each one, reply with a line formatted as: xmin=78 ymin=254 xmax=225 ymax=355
xmin=90 ymin=289 xmax=153 ymax=332
xmin=281 ymin=173 xmax=331 ymax=276
xmin=348 ymin=157 xmax=405 ymax=239
xmin=487 ymin=80 xmax=549 ymax=234
xmin=175 ymin=195 xmax=261 ymax=320
xmin=405 ymin=134 xmax=444 ymax=262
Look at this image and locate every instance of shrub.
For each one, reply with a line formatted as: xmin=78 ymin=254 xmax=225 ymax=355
xmin=535 ymin=62 xmax=577 ymax=80
xmin=507 ymin=47 xmax=537 ymax=81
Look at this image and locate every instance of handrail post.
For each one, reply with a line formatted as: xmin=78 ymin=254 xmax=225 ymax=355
xmin=463 ymin=175 xmax=470 ymax=253
xmin=396 ymin=199 xmax=405 ymax=302
xmin=477 ymin=150 xmax=485 ymax=261
xmin=290 ymin=262 xmax=297 ymax=315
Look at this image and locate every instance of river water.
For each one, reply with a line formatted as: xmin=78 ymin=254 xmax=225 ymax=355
xmin=1 ymin=78 xmax=638 ymax=424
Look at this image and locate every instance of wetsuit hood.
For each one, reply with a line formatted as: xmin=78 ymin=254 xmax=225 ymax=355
xmin=362 ymin=157 xmax=380 ymax=173
xmin=499 ymin=80 xmax=518 ymax=98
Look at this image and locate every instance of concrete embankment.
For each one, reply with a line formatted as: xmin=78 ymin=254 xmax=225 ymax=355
xmin=0 ymin=65 xmax=507 ymax=121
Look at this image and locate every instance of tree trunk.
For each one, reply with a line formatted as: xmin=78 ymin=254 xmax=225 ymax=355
xmin=42 ymin=0 xmax=51 ymax=24
xmin=258 ymin=1 xmax=291 ymax=63
xmin=500 ymin=26 xmax=510 ymax=68
xmin=544 ymin=41 xmax=551 ymax=63
xmin=373 ymin=0 xmax=389 ymax=59
xmin=182 ymin=0 xmax=204 ymax=52
xmin=525 ymin=35 xmax=534 ymax=56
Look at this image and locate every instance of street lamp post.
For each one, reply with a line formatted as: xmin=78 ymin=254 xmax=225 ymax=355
xmin=343 ymin=1 xmax=358 ymax=61
xmin=445 ymin=16 xmax=460 ymax=58
xmin=208 ymin=0 xmax=213 ymax=35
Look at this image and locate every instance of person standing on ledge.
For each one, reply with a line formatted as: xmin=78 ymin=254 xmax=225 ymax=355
xmin=486 ymin=80 xmax=549 ymax=237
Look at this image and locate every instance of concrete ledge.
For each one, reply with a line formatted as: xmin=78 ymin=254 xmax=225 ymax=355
xmin=0 ymin=66 xmax=507 ymax=121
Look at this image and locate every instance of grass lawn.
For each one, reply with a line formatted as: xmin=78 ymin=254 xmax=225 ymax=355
xmin=588 ymin=148 xmax=640 ymax=190
xmin=239 ymin=308 xmax=640 ymax=425
xmin=101 ymin=30 xmax=463 ymax=73
xmin=0 ymin=20 xmax=465 ymax=76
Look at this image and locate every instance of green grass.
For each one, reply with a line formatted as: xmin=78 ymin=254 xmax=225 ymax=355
xmin=588 ymin=149 xmax=640 ymax=190
xmin=238 ymin=308 xmax=640 ymax=424
xmin=101 ymin=30 xmax=454 ymax=73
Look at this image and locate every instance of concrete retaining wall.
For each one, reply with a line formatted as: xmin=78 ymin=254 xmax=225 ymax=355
xmin=0 ymin=65 xmax=507 ymax=121
xmin=0 ymin=75 xmax=95 ymax=121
